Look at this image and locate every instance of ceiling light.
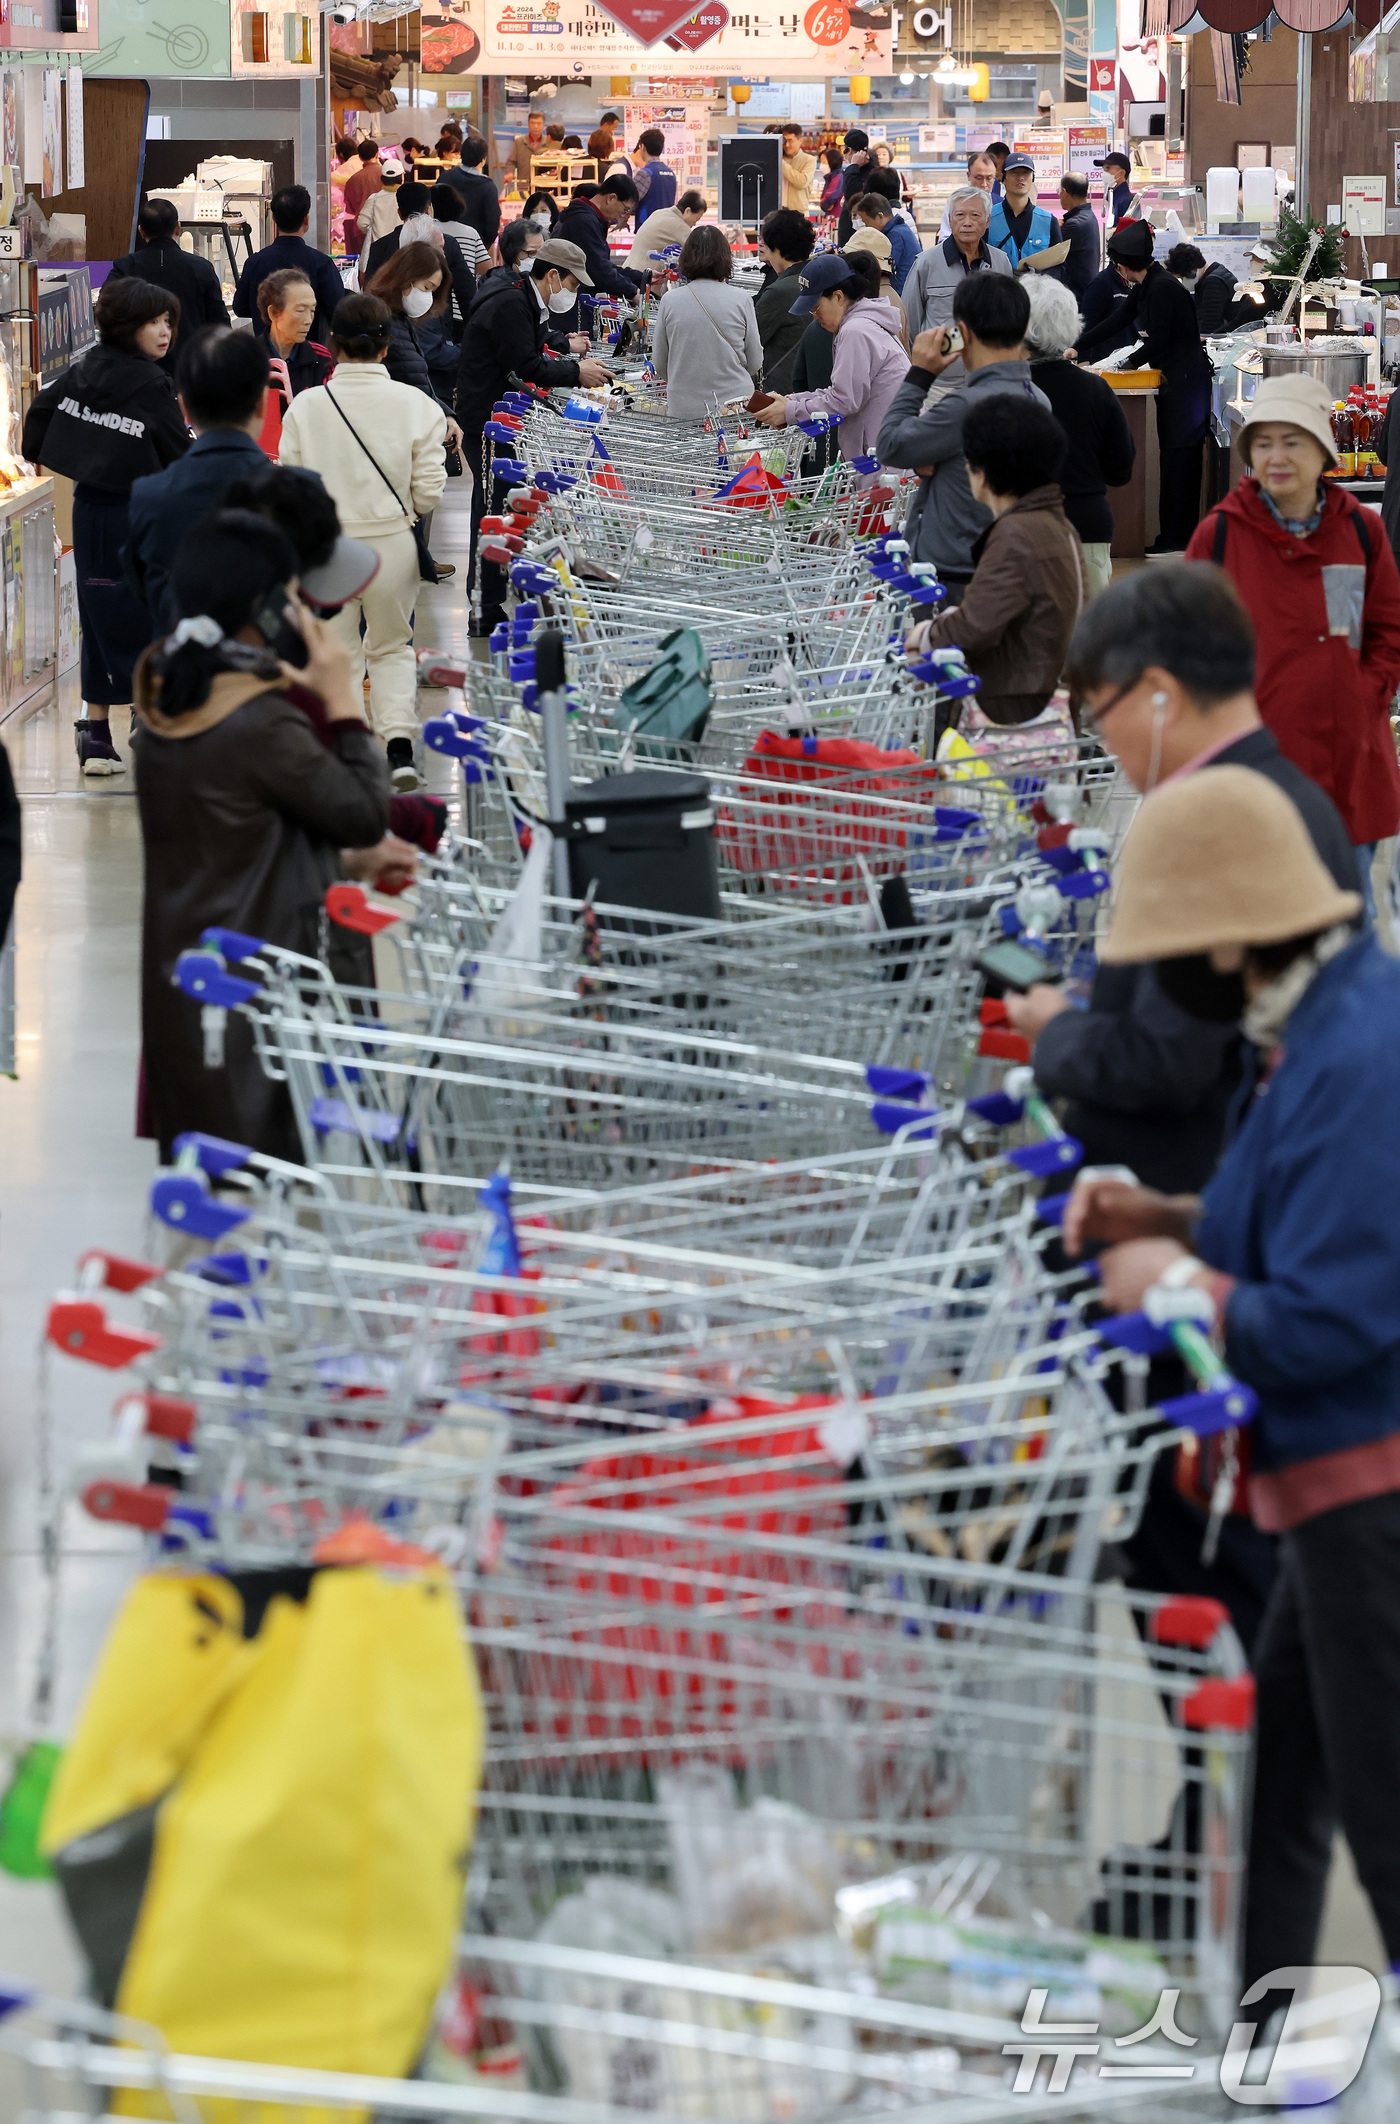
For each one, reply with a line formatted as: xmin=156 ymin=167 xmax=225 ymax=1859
xmin=899 ymin=68 xmax=915 ymax=83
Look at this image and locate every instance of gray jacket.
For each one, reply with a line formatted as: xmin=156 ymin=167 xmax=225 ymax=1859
xmin=651 ymin=280 xmax=762 ymax=420
xmin=875 ymin=357 xmax=1049 ymax=579
xmin=901 ymin=237 xmax=1012 ymax=381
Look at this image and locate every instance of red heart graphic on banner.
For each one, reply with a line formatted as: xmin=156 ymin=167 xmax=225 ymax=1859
xmin=665 ymin=2 xmax=729 ymax=50
xmin=591 ymin=0 xmax=712 ymax=43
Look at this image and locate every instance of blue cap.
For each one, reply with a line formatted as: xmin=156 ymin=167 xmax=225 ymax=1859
xmin=788 ymin=253 xmax=858 ymax=316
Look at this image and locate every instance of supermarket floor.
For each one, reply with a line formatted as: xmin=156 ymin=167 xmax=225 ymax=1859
xmin=0 ymin=483 xmax=1385 ymax=2026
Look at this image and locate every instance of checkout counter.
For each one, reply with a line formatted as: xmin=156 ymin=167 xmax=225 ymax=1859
xmin=1105 ymin=371 xmax=1161 ymax=557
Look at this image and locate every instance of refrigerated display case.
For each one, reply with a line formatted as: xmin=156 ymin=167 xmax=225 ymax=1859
xmin=0 ymin=255 xmax=70 ymax=726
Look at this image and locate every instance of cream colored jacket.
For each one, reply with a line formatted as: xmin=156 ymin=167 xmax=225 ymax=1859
xmin=278 ymin=362 xmax=446 ymax=538
xmin=781 ymin=148 xmax=817 ymax=213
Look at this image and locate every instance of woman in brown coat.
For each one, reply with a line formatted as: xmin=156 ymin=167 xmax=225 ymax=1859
xmin=906 ymin=392 xmax=1084 ymax=726
xmin=135 ymin=510 xmax=391 ymax=1161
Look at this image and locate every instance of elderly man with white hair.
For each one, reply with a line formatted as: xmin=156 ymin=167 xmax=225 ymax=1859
xmin=901 ymin=185 xmax=1012 ymax=378
xmin=1022 ymin=274 xmax=1134 ymax=599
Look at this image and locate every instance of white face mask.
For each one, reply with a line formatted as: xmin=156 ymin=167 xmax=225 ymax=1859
xmin=548 ymin=285 xmax=577 ymax=313
xmin=531 ymin=210 xmax=553 ymax=229
xmin=403 ymin=285 xmax=434 ymax=318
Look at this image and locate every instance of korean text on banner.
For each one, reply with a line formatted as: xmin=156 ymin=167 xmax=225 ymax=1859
xmin=469 ymin=0 xmax=891 ymax=72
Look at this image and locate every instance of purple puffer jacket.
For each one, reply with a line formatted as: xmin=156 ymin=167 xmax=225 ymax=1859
xmin=783 ymin=298 xmax=909 ymax=467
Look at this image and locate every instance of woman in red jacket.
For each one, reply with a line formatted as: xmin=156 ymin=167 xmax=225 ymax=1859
xmin=1187 ymin=374 xmax=1400 ymax=916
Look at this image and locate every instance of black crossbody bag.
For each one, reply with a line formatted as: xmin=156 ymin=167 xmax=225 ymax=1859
xmin=324 ymin=389 xmax=438 ymax=585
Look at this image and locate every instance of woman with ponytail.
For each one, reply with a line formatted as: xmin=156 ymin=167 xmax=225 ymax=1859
xmin=134 ymin=509 xmax=389 ymax=1160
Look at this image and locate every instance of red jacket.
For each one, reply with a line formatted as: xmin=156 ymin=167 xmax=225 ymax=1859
xmin=1187 ymin=480 xmax=1400 ymax=843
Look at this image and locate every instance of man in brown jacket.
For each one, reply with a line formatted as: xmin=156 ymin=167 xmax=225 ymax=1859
xmin=905 ymin=393 xmax=1084 ymax=725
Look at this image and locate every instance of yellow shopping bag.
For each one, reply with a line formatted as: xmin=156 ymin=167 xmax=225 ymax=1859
xmin=46 ymin=1560 xmax=483 ymax=2123
xmin=40 ymin=1572 xmax=252 ymax=2005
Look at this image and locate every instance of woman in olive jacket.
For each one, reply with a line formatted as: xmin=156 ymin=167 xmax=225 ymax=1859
xmin=134 ymin=509 xmax=389 ymax=1161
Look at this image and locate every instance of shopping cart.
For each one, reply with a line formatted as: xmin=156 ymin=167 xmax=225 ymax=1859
xmin=0 ymin=1961 xmax=1252 ymax=2118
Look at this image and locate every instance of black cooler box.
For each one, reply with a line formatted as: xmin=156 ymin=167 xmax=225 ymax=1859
xmin=563 ymin=770 xmax=721 ymax=923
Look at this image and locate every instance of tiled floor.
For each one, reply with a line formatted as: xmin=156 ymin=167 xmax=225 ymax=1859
xmin=0 ymin=483 xmax=1384 ymax=2048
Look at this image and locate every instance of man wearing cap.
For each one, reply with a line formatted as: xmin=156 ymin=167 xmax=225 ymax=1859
xmin=358 ymin=156 xmax=406 ymax=251
xmin=1062 ymin=763 xmax=1400 ymax=2000
xmin=454 ymin=238 xmax=609 ymax=635
xmin=1096 ymin=149 xmax=1138 ymax=228
xmin=988 ymin=154 xmax=1060 ymax=270
xmin=1081 ymin=218 xmax=1210 ymax=550
xmin=1187 ymin=372 xmax=1400 ymax=904
xmin=902 ymin=186 xmax=1011 ymax=378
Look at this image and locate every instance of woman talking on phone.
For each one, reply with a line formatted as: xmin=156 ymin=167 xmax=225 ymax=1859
xmin=133 ymin=509 xmax=390 ymax=1161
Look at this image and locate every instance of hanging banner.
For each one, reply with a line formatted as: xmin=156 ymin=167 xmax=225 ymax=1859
xmin=468 ymin=0 xmax=891 ymax=72
xmin=65 ymin=65 xmax=83 ymax=190
xmin=622 ymin=98 xmax=708 ymax=187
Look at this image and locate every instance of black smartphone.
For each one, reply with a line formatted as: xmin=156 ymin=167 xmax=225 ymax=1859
xmin=251 ymin=587 xmax=310 ymax=669
xmin=977 ymin=940 xmax=1060 ymax=994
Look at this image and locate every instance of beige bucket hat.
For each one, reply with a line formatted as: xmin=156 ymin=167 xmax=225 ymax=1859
xmin=843 ymin=226 xmax=893 ymax=270
xmin=1238 ymin=371 xmax=1341 ymax=470
xmin=1100 ymin=766 xmax=1361 ymax=963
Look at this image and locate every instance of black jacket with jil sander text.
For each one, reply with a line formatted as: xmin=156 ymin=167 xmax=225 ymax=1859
xmin=22 ymin=345 xmax=190 ymax=496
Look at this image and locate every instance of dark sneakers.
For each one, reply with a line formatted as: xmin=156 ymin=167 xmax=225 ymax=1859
xmin=75 ymin=719 xmax=125 ymax=778
xmin=468 ymin=604 xmax=507 ymax=640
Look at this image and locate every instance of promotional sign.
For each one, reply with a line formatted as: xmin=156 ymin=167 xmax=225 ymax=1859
xmin=1066 ymin=120 xmax=1109 ymax=191
xmin=918 ymin=121 xmax=956 ymax=155
xmin=1011 ymin=131 xmax=1065 ymax=192
xmin=469 ymin=0 xmax=890 ymax=71
xmin=1342 ymin=172 xmax=1386 ymax=235
xmin=622 ymin=97 xmax=708 ymax=186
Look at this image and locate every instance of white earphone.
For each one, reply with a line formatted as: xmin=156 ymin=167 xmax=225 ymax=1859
xmin=1151 ymin=691 xmax=1169 ymax=707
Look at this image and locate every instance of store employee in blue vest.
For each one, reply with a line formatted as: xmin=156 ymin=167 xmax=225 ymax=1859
xmin=989 ymin=155 xmax=1061 ymax=269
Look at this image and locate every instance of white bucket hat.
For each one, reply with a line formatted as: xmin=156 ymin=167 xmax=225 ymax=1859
xmin=1238 ymin=372 xmax=1341 ymax=471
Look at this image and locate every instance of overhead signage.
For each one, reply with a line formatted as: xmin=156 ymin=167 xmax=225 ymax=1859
xmin=467 ymin=0 xmax=891 ymax=71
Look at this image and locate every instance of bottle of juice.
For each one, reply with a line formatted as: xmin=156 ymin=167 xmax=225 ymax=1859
xmin=1333 ymin=399 xmax=1356 ymax=476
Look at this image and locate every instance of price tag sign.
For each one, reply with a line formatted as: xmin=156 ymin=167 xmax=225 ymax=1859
xmin=1343 ymin=174 xmax=1386 ymax=236
xmin=0 ymin=226 xmax=23 ymax=260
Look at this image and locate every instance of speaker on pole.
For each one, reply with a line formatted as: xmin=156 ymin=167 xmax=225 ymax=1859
xmin=718 ymin=134 xmax=782 ymax=228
